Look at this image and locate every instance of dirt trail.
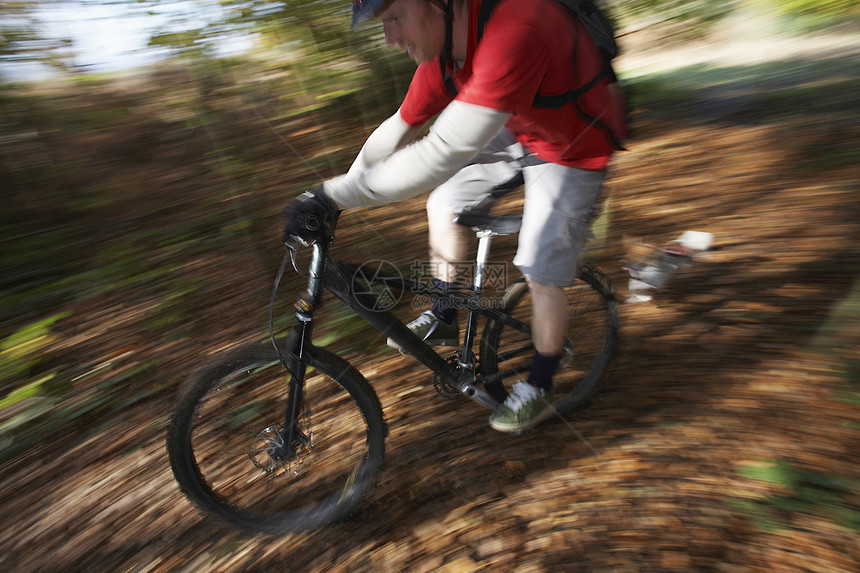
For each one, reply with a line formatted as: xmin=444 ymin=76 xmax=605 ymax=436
xmin=2 ymin=31 xmax=859 ymax=572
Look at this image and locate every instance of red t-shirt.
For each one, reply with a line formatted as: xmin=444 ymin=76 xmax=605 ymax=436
xmin=399 ymin=0 xmax=614 ymax=170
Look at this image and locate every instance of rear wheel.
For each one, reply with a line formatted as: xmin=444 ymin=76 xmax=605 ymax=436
xmin=480 ymin=264 xmax=618 ymax=415
xmin=167 ymin=343 xmax=386 ymax=535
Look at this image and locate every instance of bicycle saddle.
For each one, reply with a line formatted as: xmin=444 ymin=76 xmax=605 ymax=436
xmin=453 ymin=213 xmax=522 ymax=236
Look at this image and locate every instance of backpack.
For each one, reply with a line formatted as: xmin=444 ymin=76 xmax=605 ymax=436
xmin=443 ymin=0 xmax=629 ymax=150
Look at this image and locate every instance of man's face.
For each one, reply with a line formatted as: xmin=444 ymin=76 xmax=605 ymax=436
xmin=378 ymin=0 xmax=446 ymax=63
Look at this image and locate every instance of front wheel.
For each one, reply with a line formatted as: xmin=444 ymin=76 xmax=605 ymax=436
xmin=167 ymin=343 xmax=386 ymax=535
xmin=480 ymin=264 xmax=619 ymax=416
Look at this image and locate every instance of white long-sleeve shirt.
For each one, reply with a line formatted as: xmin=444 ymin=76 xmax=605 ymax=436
xmin=322 ymin=100 xmax=511 ymax=209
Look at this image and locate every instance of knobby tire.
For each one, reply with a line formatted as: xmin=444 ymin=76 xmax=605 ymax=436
xmin=167 ymin=343 xmax=386 ymax=535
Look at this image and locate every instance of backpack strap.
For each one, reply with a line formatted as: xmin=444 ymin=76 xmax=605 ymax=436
xmin=531 ymin=59 xmax=613 ymax=109
xmin=441 ymin=0 xmax=499 ymax=98
xmin=476 ymin=0 xmax=500 ymax=42
xmin=441 ymin=0 xmax=625 ymax=149
xmin=529 ymin=1 xmax=626 ymax=150
xmin=439 ymin=0 xmax=458 ymax=97
xmin=440 ymin=59 xmax=458 ymax=98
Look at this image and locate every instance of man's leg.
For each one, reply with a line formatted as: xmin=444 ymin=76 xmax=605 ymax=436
xmin=427 ymin=129 xmax=524 ymax=288
xmin=527 ymin=279 xmax=567 ymax=356
xmin=427 ymin=199 xmax=471 ymax=286
xmin=525 ymin=278 xmax=567 ymax=393
xmin=424 ymin=155 xmax=521 ymax=324
xmin=517 ymin=163 xmax=606 ymax=388
xmin=489 ymin=163 xmax=605 ymax=432
xmin=387 ymin=130 xmax=525 ymax=350
xmin=422 ymin=199 xmax=471 ymax=326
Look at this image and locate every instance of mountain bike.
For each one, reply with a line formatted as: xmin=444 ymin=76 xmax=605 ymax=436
xmin=167 ymin=211 xmax=619 ymax=535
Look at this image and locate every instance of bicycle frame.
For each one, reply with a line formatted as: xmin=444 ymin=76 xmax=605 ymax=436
xmin=283 ymin=234 xmax=531 ymax=414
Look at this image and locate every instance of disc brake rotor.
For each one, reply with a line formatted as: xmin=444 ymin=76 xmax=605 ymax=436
xmin=249 ymin=425 xmax=313 ymax=475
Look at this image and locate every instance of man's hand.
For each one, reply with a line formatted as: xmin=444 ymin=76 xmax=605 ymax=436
xmin=283 ymin=187 xmax=340 ymax=245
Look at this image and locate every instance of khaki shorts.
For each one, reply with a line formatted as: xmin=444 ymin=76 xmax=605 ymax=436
xmin=428 ymin=130 xmax=605 ymax=287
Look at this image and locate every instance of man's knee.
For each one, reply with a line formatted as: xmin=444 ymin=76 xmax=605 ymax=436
xmin=426 ymin=186 xmax=454 ymax=219
xmin=526 ymin=277 xmax=563 ymax=296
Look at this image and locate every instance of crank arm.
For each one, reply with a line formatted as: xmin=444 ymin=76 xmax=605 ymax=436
xmin=459 ymin=383 xmax=500 ymax=410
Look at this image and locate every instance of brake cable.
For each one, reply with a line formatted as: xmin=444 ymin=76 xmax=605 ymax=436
xmin=270 ymin=248 xmax=294 ymax=369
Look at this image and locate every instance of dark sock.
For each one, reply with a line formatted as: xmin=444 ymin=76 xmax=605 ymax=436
xmin=430 ymin=278 xmax=458 ymax=324
xmin=528 ymin=351 xmax=561 ymax=393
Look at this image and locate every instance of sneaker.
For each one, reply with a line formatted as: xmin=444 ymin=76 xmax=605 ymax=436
xmin=489 ymin=381 xmax=555 ymax=433
xmin=387 ymin=310 xmax=459 ymax=352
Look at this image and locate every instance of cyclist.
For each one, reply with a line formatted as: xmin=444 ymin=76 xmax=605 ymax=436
xmin=284 ymin=0 xmax=622 ymax=432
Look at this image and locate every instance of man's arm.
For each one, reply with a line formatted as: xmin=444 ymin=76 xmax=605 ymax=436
xmin=348 ymin=110 xmax=424 ymax=174
xmin=324 ymin=100 xmax=512 ymax=209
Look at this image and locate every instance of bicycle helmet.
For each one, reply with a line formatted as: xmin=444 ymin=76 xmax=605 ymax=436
xmin=352 ymin=0 xmax=396 ymax=27
xmin=351 ymin=0 xmax=454 ymax=27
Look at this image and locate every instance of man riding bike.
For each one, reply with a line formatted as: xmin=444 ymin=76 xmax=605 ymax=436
xmin=284 ymin=0 xmax=621 ymax=432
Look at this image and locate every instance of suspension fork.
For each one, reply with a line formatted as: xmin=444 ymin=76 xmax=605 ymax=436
xmin=284 ymin=242 xmax=328 ymax=447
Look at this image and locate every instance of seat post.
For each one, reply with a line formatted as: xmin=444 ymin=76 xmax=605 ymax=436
xmin=453 ymin=212 xmax=521 ymax=291
xmin=474 ymin=231 xmax=493 ymax=290
xmin=459 ymin=229 xmax=493 ymax=374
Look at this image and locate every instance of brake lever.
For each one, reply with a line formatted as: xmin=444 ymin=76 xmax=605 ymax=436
xmin=284 ymin=235 xmax=310 ymax=250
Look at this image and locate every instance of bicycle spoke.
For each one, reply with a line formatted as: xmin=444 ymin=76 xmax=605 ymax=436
xmin=168 ymin=344 xmax=385 ymax=534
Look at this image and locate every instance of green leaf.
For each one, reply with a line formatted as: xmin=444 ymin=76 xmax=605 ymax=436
xmin=0 ymin=372 xmax=54 ymax=411
xmin=739 ymin=460 xmax=801 ymax=490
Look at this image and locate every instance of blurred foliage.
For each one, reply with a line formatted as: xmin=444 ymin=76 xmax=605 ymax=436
xmin=0 ymin=36 xmax=409 ymax=461
xmin=3 ymin=0 xmax=858 ymax=84
xmin=0 ymin=312 xmax=68 ymax=462
xmin=735 ymin=460 xmax=860 ymax=533
xmin=746 ymin=0 xmax=860 ymax=33
xmin=628 ymin=55 xmax=859 ymax=120
xmin=0 ymin=313 xmax=67 ymax=398
xmin=760 ymin=0 xmax=859 ymax=19
xmin=611 ymin=0 xmax=737 ymax=37
xmin=0 ymin=0 xmax=74 ymax=74
xmin=146 ymin=0 xmax=415 ymax=117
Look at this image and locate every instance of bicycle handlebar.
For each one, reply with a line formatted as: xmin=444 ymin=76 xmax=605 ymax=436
xmin=284 ymin=209 xmax=340 ymax=249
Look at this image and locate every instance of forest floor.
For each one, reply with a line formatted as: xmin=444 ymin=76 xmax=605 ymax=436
xmin=2 ymin=26 xmax=860 ymax=572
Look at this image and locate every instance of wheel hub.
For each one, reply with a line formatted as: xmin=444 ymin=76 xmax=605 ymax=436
xmin=250 ymin=425 xmax=312 ymax=474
